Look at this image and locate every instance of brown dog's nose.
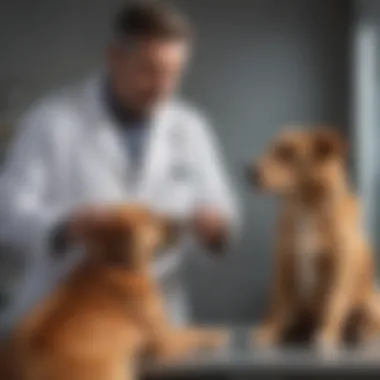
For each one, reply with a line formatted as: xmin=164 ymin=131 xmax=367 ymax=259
xmin=245 ymin=164 xmax=261 ymax=187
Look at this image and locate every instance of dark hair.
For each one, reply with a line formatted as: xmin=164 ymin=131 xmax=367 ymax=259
xmin=113 ymin=1 xmax=192 ymax=44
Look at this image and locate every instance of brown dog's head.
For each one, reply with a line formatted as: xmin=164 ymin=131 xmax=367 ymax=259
xmin=246 ymin=127 xmax=348 ymax=200
xmin=77 ymin=204 xmax=181 ymax=270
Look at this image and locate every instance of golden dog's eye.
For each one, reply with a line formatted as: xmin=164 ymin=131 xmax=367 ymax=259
xmin=274 ymin=144 xmax=296 ymax=164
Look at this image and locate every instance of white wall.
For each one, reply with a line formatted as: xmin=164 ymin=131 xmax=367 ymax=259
xmin=353 ymin=0 xmax=380 ymax=252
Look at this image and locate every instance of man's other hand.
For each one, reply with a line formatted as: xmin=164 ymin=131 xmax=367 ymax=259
xmin=192 ymin=208 xmax=229 ymax=253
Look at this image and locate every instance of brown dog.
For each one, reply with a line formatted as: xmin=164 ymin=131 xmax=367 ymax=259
xmin=0 ymin=204 xmax=226 ymax=380
xmin=247 ymin=128 xmax=380 ymax=351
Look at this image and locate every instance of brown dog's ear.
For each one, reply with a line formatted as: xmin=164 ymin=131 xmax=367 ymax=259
xmin=313 ymin=129 xmax=347 ymax=161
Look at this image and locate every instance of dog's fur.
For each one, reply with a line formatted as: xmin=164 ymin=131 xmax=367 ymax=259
xmin=248 ymin=128 xmax=380 ymax=350
xmin=0 ymin=204 xmax=225 ymax=380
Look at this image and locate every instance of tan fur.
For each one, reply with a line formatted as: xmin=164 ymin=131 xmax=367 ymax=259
xmin=0 ymin=204 xmax=226 ymax=380
xmin=249 ymin=128 xmax=380 ymax=350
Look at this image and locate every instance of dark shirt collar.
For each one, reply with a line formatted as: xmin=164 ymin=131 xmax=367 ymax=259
xmin=104 ymin=80 xmax=148 ymax=128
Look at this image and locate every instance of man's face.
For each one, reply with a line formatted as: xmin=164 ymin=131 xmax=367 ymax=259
xmin=108 ymin=38 xmax=190 ymax=114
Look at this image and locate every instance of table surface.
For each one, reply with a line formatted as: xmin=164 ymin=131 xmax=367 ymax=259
xmin=143 ymin=327 xmax=380 ymax=377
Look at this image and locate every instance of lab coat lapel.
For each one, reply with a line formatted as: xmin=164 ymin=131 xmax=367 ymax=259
xmin=138 ymin=104 xmax=172 ymax=203
xmin=94 ymin=119 xmax=127 ymax=184
xmin=83 ymin=77 xmax=129 ymax=197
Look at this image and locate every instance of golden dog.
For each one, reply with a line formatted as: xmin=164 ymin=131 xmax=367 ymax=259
xmin=0 ymin=204 xmax=226 ymax=380
xmin=247 ymin=128 xmax=380 ymax=351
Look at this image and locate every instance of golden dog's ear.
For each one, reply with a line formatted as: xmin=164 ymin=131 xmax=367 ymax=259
xmin=81 ymin=216 xmax=133 ymax=267
xmin=102 ymin=223 xmax=132 ymax=266
xmin=313 ymin=129 xmax=347 ymax=161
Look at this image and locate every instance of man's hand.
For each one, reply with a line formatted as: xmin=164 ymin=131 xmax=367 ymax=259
xmin=192 ymin=208 xmax=229 ymax=253
xmin=50 ymin=205 xmax=112 ymax=256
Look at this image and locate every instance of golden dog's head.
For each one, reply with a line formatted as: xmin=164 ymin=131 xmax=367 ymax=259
xmin=77 ymin=204 xmax=180 ymax=270
xmin=246 ymin=127 xmax=348 ymax=200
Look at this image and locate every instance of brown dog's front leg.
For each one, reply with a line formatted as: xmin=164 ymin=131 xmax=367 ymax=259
xmin=315 ymin=285 xmax=352 ymax=351
xmin=315 ymin=236 xmax=358 ymax=351
xmin=252 ymin=287 xmax=293 ymax=347
xmin=252 ymin=246 xmax=295 ymax=347
xmin=252 ymin=208 xmax=297 ymax=348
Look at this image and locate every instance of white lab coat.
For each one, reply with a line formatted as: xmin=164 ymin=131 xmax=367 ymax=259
xmin=0 ymin=76 xmax=239 ymax=335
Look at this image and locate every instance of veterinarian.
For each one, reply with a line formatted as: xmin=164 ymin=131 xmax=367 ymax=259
xmin=0 ymin=2 xmax=239 ymax=337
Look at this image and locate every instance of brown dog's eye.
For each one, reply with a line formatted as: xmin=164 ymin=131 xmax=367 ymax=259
xmin=274 ymin=144 xmax=296 ymax=164
xmin=313 ymin=134 xmax=341 ymax=161
xmin=313 ymin=138 xmax=332 ymax=161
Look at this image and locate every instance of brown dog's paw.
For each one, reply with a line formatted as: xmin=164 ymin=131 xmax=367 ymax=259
xmin=313 ymin=330 xmax=341 ymax=359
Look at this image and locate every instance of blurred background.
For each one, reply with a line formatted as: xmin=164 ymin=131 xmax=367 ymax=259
xmin=0 ymin=0 xmax=378 ymax=326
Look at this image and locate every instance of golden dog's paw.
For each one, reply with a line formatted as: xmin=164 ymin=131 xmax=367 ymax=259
xmin=152 ymin=329 xmax=230 ymax=361
xmin=250 ymin=326 xmax=279 ymax=348
xmin=198 ymin=328 xmax=230 ymax=350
